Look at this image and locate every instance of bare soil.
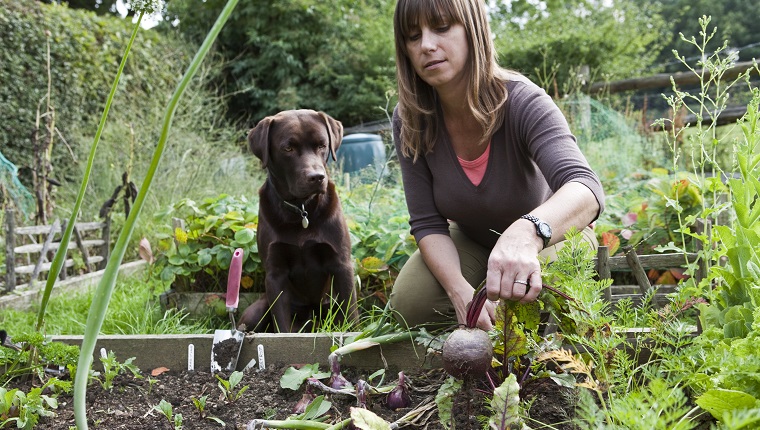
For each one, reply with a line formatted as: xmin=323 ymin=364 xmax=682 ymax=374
xmin=20 ymin=362 xmax=580 ymax=429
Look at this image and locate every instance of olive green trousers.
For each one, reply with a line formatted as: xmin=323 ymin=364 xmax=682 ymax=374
xmin=388 ymin=223 xmax=598 ymax=328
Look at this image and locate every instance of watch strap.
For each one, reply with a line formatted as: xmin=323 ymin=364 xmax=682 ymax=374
xmin=519 ymin=214 xmax=551 ymax=248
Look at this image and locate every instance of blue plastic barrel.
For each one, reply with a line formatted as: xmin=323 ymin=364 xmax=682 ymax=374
xmin=336 ymin=133 xmax=386 ymax=177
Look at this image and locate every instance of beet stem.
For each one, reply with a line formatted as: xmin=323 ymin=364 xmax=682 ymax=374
xmin=466 ymin=287 xmax=489 ymax=328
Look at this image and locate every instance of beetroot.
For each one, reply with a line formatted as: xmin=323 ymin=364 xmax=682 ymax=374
xmin=441 ymin=287 xmax=493 ymax=379
xmin=442 ymin=326 xmax=493 ymax=378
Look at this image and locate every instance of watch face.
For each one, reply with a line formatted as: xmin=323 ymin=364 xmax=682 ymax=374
xmin=539 ymin=222 xmax=552 ymax=238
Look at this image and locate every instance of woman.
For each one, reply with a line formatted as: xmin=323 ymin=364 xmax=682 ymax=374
xmin=389 ymin=0 xmax=605 ymax=331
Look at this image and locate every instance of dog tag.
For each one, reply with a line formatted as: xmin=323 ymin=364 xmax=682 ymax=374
xmin=301 ymin=217 xmax=309 ymax=229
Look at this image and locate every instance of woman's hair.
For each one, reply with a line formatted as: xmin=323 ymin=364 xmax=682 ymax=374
xmin=394 ymin=0 xmax=510 ymax=160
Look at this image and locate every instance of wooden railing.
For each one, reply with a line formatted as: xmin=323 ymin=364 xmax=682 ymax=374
xmin=3 ymin=208 xmax=111 ymax=292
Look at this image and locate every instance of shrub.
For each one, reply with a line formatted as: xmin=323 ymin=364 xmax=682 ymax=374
xmin=152 ymin=194 xmax=263 ymax=293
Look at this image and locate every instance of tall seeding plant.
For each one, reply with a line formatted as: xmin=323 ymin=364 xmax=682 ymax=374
xmin=650 ymin=15 xmax=760 ymax=425
xmin=71 ymin=1 xmax=240 ymax=428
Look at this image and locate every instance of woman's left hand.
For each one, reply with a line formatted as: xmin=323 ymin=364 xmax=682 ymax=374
xmin=485 ymin=221 xmax=544 ymax=303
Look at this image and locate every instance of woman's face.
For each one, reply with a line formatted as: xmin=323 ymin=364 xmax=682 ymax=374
xmin=405 ymin=19 xmax=469 ymax=94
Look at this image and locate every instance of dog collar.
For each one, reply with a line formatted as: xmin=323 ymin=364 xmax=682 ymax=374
xmin=266 ymin=175 xmax=313 ymax=229
xmin=281 ymin=200 xmax=309 ymax=229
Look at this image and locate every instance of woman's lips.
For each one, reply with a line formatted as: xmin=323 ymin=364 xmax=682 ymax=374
xmin=424 ymin=59 xmax=445 ymax=70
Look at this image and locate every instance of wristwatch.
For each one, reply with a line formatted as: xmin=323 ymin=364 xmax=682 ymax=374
xmin=520 ymin=214 xmax=552 ymax=249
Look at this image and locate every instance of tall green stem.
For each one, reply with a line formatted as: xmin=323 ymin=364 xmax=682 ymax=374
xmin=73 ymin=1 xmax=239 ymax=427
xmin=36 ymin=13 xmax=144 ymax=331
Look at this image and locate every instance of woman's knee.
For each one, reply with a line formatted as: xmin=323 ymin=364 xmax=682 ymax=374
xmin=389 ymin=251 xmax=453 ymax=327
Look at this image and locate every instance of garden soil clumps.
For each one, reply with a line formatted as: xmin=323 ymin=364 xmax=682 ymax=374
xmin=23 ymin=363 xmax=585 ymax=429
xmin=27 ymin=364 xmax=456 ymax=429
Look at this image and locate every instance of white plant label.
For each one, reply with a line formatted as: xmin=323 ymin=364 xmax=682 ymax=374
xmin=187 ymin=344 xmax=195 ymax=371
xmin=257 ymin=344 xmax=265 ymax=370
xmin=100 ymin=348 xmax=107 ymax=359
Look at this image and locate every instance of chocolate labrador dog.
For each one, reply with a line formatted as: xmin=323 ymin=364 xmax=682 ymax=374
xmin=237 ymin=109 xmax=358 ymax=333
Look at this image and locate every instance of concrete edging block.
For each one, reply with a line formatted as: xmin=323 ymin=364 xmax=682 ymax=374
xmin=53 ymin=332 xmax=437 ymax=373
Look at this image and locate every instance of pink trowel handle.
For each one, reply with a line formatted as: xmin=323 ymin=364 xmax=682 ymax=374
xmin=226 ymin=248 xmax=244 ymax=312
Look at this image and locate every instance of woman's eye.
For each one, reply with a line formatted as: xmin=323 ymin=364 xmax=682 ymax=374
xmin=436 ymin=24 xmax=450 ymax=33
xmin=408 ymin=32 xmax=421 ymax=41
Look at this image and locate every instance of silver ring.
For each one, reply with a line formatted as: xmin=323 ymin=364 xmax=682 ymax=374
xmin=489 ymin=299 xmax=500 ymax=304
xmin=514 ymin=280 xmax=529 ymax=286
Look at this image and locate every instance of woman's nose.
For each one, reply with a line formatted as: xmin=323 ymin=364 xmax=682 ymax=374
xmin=419 ymin=28 xmax=437 ymax=51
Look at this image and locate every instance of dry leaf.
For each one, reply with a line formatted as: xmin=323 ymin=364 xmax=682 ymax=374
xmin=151 ymin=367 xmax=170 ymax=376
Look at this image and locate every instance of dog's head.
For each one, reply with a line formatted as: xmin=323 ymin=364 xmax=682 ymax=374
xmin=248 ymin=109 xmax=343 ymax=199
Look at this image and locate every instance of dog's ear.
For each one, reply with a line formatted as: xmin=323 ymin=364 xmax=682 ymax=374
xmin=248 ymin=116 xmax=274 ymax=168
xmin=319 ymin=112 xmax=343 ymax=162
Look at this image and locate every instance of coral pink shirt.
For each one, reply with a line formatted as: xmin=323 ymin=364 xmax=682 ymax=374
xmin=457 ymin=141 xmax=491 ymax=186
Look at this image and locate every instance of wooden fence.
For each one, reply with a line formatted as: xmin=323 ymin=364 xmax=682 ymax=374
xmin=3 ymin=208 xmax=111 ymax=292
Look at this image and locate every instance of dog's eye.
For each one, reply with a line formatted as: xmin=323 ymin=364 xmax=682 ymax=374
xmin=283 ymin=145 xmax=294 ymax=152
xmin=318 ymin=143 xmax=328 ymax=149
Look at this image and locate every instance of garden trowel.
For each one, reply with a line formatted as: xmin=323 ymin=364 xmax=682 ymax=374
xmin=211 ymin=248 xmax=246 ymax=373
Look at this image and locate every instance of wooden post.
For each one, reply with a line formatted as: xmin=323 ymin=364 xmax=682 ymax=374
xmin=596 ymin=246 xmax=612 ymax=302
xmin=4 ymin=208 xmax=15 ymax=292
xmin=29 ymin=219 xmax=60 ymax=287
xmin=99 ymin=215 xmax=111 ymax=270
xmin=73 ymin=224 xmax=93 ymax=273
xmin=623 ymin=245 xmax=651 ymax=294
xmin=693 ymin=218 xmax=711 ymax=285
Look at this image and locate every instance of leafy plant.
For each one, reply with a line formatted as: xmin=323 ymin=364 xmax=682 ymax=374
xmin=97 ymin=351 xmax=141 ymax=391
xmin=0 ymin=378 xmax=64 ymax=430
xmin=189 ymin=394 xmax=226 ymax=426
xmin=154 ymin=399 xmax=183 ymax=430
xmin=341 ymin=173 xmax=417 ymax=296
xmin=216 ymin=371 xmax=249 ymax=403
xmin=0 ymin=332 xmax=79 ymax=386
xmin=152 ymin=194 xmax=263 ymax=292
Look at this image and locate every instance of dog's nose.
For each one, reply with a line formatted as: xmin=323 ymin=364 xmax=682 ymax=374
xmin=308 ymin=172 xmax=326 ymax=183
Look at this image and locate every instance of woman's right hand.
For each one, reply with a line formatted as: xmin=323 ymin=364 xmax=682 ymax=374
xmin=450 ymin=285 xmax=495 ymax=331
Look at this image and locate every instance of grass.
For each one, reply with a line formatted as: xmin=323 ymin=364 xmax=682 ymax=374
xmin=0 ymin=275 xmax=212 ymax=336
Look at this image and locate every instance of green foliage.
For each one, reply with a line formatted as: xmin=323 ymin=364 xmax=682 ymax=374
xmin=595 ymin=168 xmax=705 ymax=256
xmin=606 ymin=379 xmax=696 ymax=429
xmin=0 ymin=275 xmax=212 ymax=336
xmin=0 ymin=0 xmax=193 ymax=185
xmin=152 ymin=194 xmax=263 ymax=292
xmin=340 ymin=169 xmax=417 ymax=295
xmin=280 ymin=363 xmax=330 ymax=391
xmin=433 ymin=376 xmax=461 ymax=430
xmin=216 ymin=371 xmax=249 ymax=403
xmin=154 ymin=399 xmax=184 ymax=430
xmin=97 ymin=350 xmax=141 ymax=391
xmin=292 ymin=395 xmax=332 ymax=422
xmin=164 ymin=0 xmax=396 ymax=126
xmin=492 ymin=0 xmax=667 ymax=94
xmin=0 ymin=379 xmax=60 ymax=430
xmin=642 ymin=0 xmax=760 ymax=73
xmin=487 ymin=374 xmax=525 ymax=430
xmin=0 ymin=331 xmax=79 ymax=387
xmin=686 ymin=109 xmax=760 ymax=410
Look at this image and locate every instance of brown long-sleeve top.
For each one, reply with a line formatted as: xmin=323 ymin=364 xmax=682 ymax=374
xmin=393 ymin=74 xmax=605 ymax=249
